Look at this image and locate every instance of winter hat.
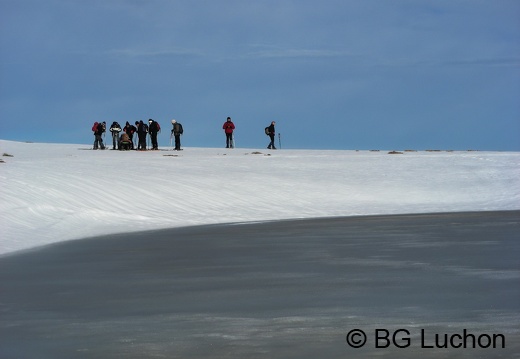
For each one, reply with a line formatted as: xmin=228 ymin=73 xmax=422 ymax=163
xmin=148 ymin=119 xmax=153 ymax=123
xmin=171 ymin=119 xmax=176 ymax=124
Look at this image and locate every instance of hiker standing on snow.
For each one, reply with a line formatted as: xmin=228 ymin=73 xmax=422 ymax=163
xmin=171 ymin=119 xmax=184 ymax=151
xmin=137 ymin=120 xmax=148 ymax=151
xmin=267 ymin=121 xmax=276 ymax=150
xmin=148 ymin=119 xmax=161 ymax=150
xmin=222 ymin=117 xmax=235 ymax=148
xmin=123 ymin=121 xmax=137 ymax=149
xmin=134 ymin=121 xmax=141 ymax=149
xmin=92 ymin=121 xmax=106 ymax=150
xmin=109 ymin=121 xmax=122 ymax=150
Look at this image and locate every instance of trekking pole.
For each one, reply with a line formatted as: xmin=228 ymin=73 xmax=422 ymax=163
xmin=170 ymin=133 xmax=173 ymax=150
xmin=278 ymin=133 xmax=282 ymax=149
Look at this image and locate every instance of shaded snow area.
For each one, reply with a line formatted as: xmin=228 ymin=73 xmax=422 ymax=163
xmin=1 ymin=140 xmax=519 ymax=255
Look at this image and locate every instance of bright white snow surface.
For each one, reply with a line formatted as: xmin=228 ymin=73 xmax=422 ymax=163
xmin=1 ymin=140 xmax=519 ymax=255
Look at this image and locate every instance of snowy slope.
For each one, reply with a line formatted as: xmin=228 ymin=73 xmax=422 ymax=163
xmin=1 ymin=140 xmax=519 ymax=255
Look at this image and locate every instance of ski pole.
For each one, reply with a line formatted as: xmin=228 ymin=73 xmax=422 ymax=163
xmin=278 ymin=133 xmax=282 ymax=149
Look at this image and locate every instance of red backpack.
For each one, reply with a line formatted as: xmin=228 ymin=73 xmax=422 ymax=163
xmin=92 ymin=122 xmax=98 ymax=132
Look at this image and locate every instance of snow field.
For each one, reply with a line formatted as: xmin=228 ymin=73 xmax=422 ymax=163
xmin=1 ymin=140 xmax=519 ymax=255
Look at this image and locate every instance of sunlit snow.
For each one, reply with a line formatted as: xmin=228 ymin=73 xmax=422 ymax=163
xmin=1 ymin=140 xmax=519 ymax=255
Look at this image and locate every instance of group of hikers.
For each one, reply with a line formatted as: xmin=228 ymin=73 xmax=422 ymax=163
xmin=92 ymin=119 xmax=184 ymax=151
xmin=91 ymin=117 xmax=277 ymax=151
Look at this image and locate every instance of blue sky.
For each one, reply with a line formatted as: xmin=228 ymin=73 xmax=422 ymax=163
xmin=1 ymin=0 xmax=519 ymax=150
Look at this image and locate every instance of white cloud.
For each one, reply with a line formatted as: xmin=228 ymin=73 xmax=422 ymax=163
xmin=107 ymin=47 xmax=204 ymax=59
xmin=244 ymin=45 xmax=350 ymax=59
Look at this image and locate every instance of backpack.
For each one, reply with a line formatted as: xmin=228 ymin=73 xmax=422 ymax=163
xmin=156 ymin=122 xmax=161 ymax=132
xmin=139 ymin=123 xmax=148 ymax=133
xmin=174 ymin=123 xmax=183 ymax=134
xmin=92 ymin=122 xmax=98 ymax=132
xmin=265 ymin=127 xmax=270 ymax=136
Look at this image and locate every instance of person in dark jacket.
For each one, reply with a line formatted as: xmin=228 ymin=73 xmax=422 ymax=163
xmin=148 ymin=119 xmax=160 ymax=150
xmin=267 ymin=121 xmax=276 ymax=149
xmin=109 ymin=121 xmax=122 ymax=150
xmin=171 ymin=119 xmax=184 ymax=151
xmin=222 ymin=117 xmax=235 ymax=148
xmin=123 ymin=121 xmax=137 ymax=149
xmin=137 ymin=120 xmax=148 ymax=150
xmin=92 ymin=121 xmax=106 ymax=150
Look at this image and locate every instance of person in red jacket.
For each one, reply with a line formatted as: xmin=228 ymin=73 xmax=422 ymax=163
xmin=92 ymin=121 xmax=106 ymax=150
xmin=222 ymin=117 xmax=235 ymax=148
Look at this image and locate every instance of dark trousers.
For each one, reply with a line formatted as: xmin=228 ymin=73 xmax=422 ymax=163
xmin=174 ymin=135 xmax=181 ymax=150
xmin=150 ymin=133 xmax=158 ymax=149
xmin=268 ymin=134 xmax=276 ymax=149
xmin=226 ymin=133 xmax=233 ymax=148
xmin=93 ymin=135 xmax=105 ymax=149
xmin=138 ymin=133 xmax=147 ymax=150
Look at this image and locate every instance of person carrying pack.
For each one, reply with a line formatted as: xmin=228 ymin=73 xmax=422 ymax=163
xmin=171 ymin=119 xmax=184 ymax=151
xmin=148 ymin=119 xmax=161 ymax=150
xmin=92 ymin=121 xmax=106 ymax=150
xmin=137 ymin=120 xmax=149 ymax=150
xmin=266 ymin=121 xmax=276 ymax=149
